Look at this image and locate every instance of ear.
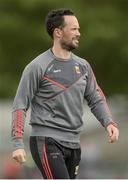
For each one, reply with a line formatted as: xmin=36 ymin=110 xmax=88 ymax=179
xmin=54 ymin=28 xmax=62 ymax=38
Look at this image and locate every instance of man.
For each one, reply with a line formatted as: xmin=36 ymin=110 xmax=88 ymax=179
xmin=11 ymin=9 xmax=119 ymax=179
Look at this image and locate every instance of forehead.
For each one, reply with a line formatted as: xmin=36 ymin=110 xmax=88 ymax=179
xmin=63 ymin=15 xmax=79 ymax=27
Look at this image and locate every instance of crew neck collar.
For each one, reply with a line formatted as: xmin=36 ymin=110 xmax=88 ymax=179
xmin=48 ymin=48 xmax=73 ymax=62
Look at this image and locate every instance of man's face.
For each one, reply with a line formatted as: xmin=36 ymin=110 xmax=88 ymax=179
xmin=59 ymin=16 xmax=81 ymax=51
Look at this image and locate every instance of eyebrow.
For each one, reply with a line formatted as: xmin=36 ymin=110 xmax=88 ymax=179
xmin=71 ymin=26 xmax=80 ymax=30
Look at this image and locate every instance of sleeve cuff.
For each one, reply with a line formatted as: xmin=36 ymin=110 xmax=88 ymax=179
xmin=105 ymin=121 xmax=118 ymax=129
xmin=11 ymin=138 xmax=24 ymax=151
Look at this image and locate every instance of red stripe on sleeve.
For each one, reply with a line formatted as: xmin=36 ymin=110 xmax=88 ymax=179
xmin=92 ymin=72 xmax=112 ymax=117
xmin=14 ymin=109 xmax=24 ymax=138
xmin=98 ymin=85 xmax=112 ymax=117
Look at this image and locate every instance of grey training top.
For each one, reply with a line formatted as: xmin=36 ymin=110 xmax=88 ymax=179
xmin=11 ymin=48 xmax=115 ymax=150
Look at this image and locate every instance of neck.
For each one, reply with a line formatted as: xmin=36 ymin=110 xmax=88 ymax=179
xmin=52 ymin=43 xmax=71 ymax=60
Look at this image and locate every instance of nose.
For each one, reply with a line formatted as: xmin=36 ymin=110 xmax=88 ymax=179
xmin=76 ymin=30 xmax=80 ymax=37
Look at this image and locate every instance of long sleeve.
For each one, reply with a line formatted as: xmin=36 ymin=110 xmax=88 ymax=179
xmin=11 ymin=62 xmax=41 ymax=150
xmin=84 ymin=62 xmax=117 ymax=128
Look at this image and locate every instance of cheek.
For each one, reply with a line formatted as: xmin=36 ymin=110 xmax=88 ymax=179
xmin=63 ymin=30 xmax=73 ymax=38
xmin=62 ymin=35 xmax=72 ymax=42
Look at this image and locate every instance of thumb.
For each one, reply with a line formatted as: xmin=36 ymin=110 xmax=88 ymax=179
xmin=23 ymin=149 xmax=26 ymax=157
xmin=22 ymin=150 xmax=26 ymax=162
xmin=22 ymin=156 xmax=26 ymax=163
xmin=20 ymin=149 xmax=26 ymax=164
xmin=107 ymin=125 xmax=113 ymax=137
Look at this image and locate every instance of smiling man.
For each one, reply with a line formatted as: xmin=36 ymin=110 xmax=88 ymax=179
xmin=11 ymin=9 xmax=119 ymax=179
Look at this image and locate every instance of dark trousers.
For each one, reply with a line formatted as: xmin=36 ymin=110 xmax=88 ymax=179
xmin=30 ymin=136 xmax=81 ymax=179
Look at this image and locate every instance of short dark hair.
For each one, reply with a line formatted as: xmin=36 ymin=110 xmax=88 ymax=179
xmin=45 ymin=9 xmax=75 ymax=38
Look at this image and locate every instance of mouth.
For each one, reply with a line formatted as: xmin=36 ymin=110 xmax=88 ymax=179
xmin=73 ymin=36 xmax=80 ymax=42
xmin=73 ymin=39 xmax=79 ymax=44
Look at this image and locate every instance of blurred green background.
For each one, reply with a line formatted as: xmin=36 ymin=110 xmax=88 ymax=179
xmin=0 ymin=0 xmax=128 ymax=98
xmin=0 ymin=0 xmax=128 ymax=179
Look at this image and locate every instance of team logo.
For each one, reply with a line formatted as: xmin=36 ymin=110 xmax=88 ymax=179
xmin=75 ymin=65 xmax=81 ymax=74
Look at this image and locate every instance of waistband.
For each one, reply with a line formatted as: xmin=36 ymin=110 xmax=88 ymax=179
xmin=31 ymin=125 xmax=81 ymax=143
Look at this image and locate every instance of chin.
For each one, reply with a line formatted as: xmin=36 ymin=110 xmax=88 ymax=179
xmin=73 ymin=41 xmax=79 ymax=47
xmin=73 ymin=44 xmax=79 ymax=49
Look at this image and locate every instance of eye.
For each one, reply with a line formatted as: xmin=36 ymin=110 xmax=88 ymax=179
xmin=72 ymin=28 xmax=80 ymax=32
xmin=73 ymin=28 xmax=77 ymax=30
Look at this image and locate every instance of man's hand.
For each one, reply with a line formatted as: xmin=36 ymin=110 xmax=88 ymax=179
xmin=106 ymin=124 xmax=119 ymax=143
xmin=12 ymin=149 xmax=26 ymax=164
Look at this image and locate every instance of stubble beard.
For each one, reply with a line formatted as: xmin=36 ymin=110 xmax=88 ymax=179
xmin=60 ymin=39 xmax=79 ymax=51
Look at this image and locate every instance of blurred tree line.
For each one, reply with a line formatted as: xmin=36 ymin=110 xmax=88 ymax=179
xmin=0 ymin=0 xmax=127 ymax=99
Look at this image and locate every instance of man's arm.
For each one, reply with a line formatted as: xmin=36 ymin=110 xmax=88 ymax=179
xmin=11 ymin=62 xmax=41 ymax=163
xmin=84 ymin=62 xmax=119 ymax=142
